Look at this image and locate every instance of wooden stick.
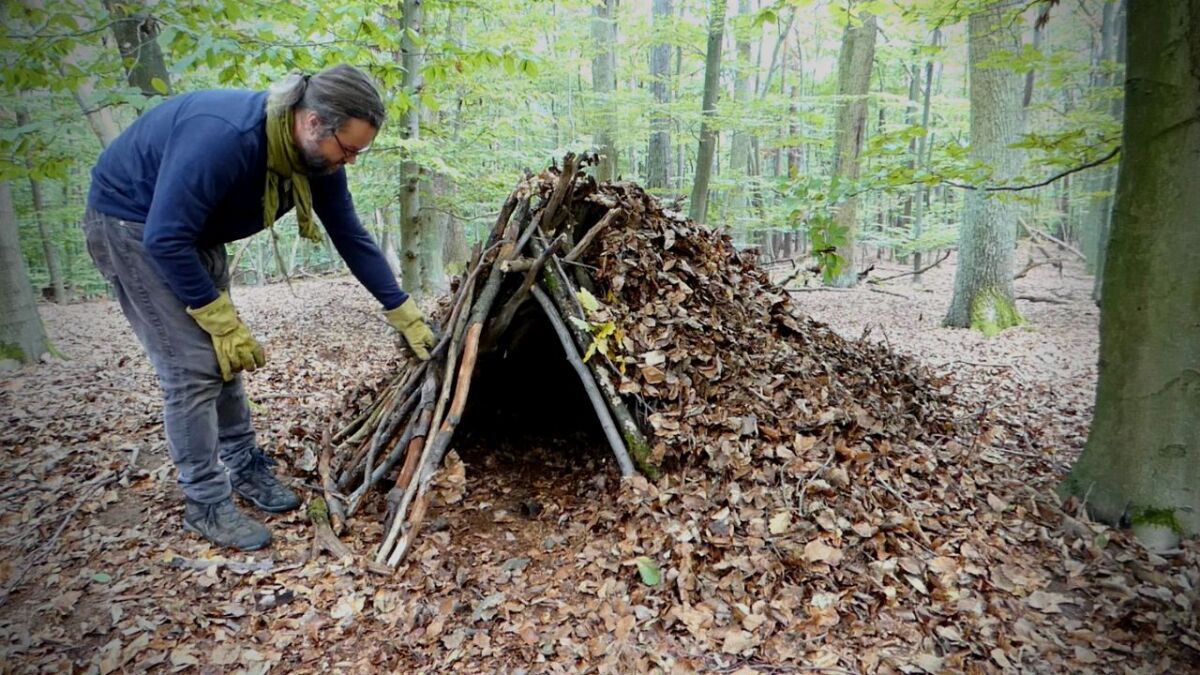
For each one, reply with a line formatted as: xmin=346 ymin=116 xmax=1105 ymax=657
xmin=530 ymin=236 xmax=658 ymax=478
xmin=428 ymin=276 xmax=476 ymax=449
xmin=318 ymin=431 xmax=346 ymax=535
xmin=379 ymin=323 xmax=484 ymax=566
xmin=564 ymin=207 xmax=623 ymax=262
xmin=542 ymin=152 xmax=578 ymax=235
xmin=345 ymin=377 xmax=435 ymax=517
xmin=531 ymin=286 xmax=634 ymax=476
xmin=483 ymin=233 xmax=565 ymax=348
xmin=308 ymin=497 xmax=391 ymax=575
xmin=1019 ymin=219 xmax=1087 ymax=260
xmin=377 ymin=207 xmax=520 ymax=565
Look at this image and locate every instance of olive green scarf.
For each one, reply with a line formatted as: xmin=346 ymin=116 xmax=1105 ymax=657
xmin=264 ymin=102 xmax=322 ymax=243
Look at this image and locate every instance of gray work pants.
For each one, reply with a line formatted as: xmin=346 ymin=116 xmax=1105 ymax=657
xmin=83 ymin=209 xmax=259 ymax=504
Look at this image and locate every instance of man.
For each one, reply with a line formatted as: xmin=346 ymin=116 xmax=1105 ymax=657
xmin=83 ymin=65 xmax=435 ymax=551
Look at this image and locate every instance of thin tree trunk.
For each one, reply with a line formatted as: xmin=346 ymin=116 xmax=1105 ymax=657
xmin=912 ymin=28 xmax=939 ymax=283
xmin=398 ymin=0 xmax=424 ymax=295
xmin=590 ymin=0 xmax=618 ymax=182
xmin=944 ymin=4 xmax=1025 ymax=332
xmin=825 ymin=11 xmax=877 ymax=287
xmin=647 ymin=0 xmax=672 ymax=190
xmin=1060 ymin=0 xmax=1200 ymax=542
xmin=688 ymin=0 xmax=726 ymax=224
xmin=0 ymin=181 xmax=50 ymax=365
xmin=15 ymin=108 xmax=67 ymax=303
xmin=1092 ymin=0 xmax=1126 ymax=303
xmin=419 ymin=173 xmax=449 ymax=295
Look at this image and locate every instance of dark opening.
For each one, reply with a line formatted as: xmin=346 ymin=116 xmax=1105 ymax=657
xmin=455 ymin=300 xmax=612 ymax=469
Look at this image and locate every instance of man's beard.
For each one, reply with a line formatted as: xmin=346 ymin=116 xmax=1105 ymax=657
xmin=299 ymin=137 xmax=340 ymax=175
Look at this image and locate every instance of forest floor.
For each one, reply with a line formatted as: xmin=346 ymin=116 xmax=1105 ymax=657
xmin=1 ymin=249 xmax=1196 ymax=674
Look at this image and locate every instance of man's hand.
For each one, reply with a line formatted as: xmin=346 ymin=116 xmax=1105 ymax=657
xmin=187 ymin=291 xmax=266 ymax=381
xmin=385 ymin=298 xmax=435 ymax=360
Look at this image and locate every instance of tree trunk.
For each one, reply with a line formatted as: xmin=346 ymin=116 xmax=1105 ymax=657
xmin=688 ymin=0 xmax=726 ymax=224
xmin=911 ymin=28 xmax=939 ymax=284
xmin=103 ymin=0 xmax=172 ymax=97
xmin=398 ymin=0 xmax=424 ymax=295
xmin=376 ymin=208 xmax=402 ymax=277
xmin=0 ymin=181 xmax=50 ymax=366
xmin=1092 ymin=0 xmax=1126 ymax=304
xmin=825 ymin=11 xmax=877 ymax=287
xmin=1060 ymin=0 xmax=1200 ymax=543
xmin=1080 ymin=4 xmax=1116 ymax=272
xmin=15 ymin=108 xmax=67 ymax=303
xmin=943 ymin=5 xmax=1025 ymax=333
xmin=729 ymin=0 xmax=753 ymax=180
xmin=419 ymin=173 xmax=449 ymax=295
xmin=590 ymin=0 xmax=618 ymax=182
xmin=442 ymin=200 xmax=468 ymax=275
xmin=647 ymin=0 xmax=672 ymax=190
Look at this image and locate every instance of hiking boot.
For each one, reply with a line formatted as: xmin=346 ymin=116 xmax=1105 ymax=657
xmin=230 ymin=448 xmax=301 ymax=513
xmin=183 ymin=498 xmax=271 ymax=551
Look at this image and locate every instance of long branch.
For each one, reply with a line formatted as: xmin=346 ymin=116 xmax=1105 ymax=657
xmin=945 ymin=146 xmax=1120 ymax=192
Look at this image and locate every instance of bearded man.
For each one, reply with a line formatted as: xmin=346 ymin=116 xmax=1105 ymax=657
xmin=83 ymin=65 xmax=434 ymax=551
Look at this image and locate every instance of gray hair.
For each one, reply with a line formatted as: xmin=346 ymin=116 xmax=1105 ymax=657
xmin=267 ymin=65 xmax=386 ymax=136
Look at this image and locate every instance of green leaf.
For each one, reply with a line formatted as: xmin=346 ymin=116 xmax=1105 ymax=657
xmin=150 ymin=77 xmax=169 ymax=95
xmin=576 ymin=288 xmax=600 ymax=313
xmin=92 ymin=572 xmax=112 ymax=584
xmin=634 ymin=556 xmax=660 ymax=586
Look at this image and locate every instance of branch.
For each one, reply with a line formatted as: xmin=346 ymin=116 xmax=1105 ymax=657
xmin=945 ymin=146 xmax=1120 ymax=193
xmin=869 ymin=250 xmax=951 ymax=283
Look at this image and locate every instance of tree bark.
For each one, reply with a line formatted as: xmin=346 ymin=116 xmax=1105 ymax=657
xmin=15 ymin=108 xmax=67 ymax=303
xmin=688 ymin=0 xmax=726 ymax=224
xmin=398 ymin=0 xmax=424 ymax=295
xmin=943 ymin=4 xmax=1025 ymax=333
xmin=1061 ymin=0 xmax=1200 ymax=542
xmin=0 ymin=181 xmax=50 ymax=365
xmin=1092 ymin=0 xmax=1126 ymax=304
xmin=590 ymin=0 xmax=618 ymax=182
xmin=729 ymin=0 xmax=754 ymax=181
xmin=647 ymin=0 xmax=672 ymax=190
xmin=911 ymin=28 xmax=939 ymax=284
xmin=102 ymin=0 xmax=172 ymax=97
xmin=825 ymin=11 xmax=877 ymax=287
xmin=419 ymin=172 xmax=449 ymax=295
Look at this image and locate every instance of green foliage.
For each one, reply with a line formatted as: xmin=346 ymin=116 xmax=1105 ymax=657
xmin=0 ymin=0 xmax=1124 ymax=296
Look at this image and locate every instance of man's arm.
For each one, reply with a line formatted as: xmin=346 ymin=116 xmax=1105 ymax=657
xmin=311 ymin=169 xmax=408 ymax=309
xmin=142 ymin=115 xmax=251 ymax=307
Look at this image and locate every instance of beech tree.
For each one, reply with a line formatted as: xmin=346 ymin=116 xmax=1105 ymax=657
xmin=825 ymin=10 xmax=876 ymax=287
xmin=0 ymin=180 xmax=50 ymax=366
xmin=687 ymin=0 xmax=725 ymax=224
xmin=943 ymin=1 xmax=1025 ymax=333
xmin=1060 ymin=0 xmax=1199 ymax=544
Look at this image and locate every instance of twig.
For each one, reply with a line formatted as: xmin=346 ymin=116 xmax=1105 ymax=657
xmin=0 ymin=465 xmax=126 ymax=607
xmin=1018 ymin=220 xmax=1087 ymax=260
xmin=163 ymin=555 xmax=275 ymax=574
xmin=564 ymin=208 xmax=623 ymax=262
xmin=870 ymin=250 xmax=951 ymax=282
xmin=944 ymin=145 xmax=1120 ymax=192
xmin=874 ymin=477 xmax=933 ymax=547
xmin=1016 ymin=294 xmax=1070 ymax=304
xmin=797 ymin=445 xmax=837 ymax=515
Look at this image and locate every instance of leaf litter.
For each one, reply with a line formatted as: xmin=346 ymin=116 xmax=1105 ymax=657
xmin=0 ymin=176 xmax=1196 ymax=673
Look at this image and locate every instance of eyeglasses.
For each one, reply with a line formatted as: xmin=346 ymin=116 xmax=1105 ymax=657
xmin=332 ymin=132 xmax=370 ymax=158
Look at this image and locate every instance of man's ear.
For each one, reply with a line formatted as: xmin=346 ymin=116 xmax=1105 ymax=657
xmin=302 ymin=110 xmax=322 ymax=135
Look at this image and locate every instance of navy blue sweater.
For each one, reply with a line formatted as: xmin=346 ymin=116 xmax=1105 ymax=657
xmin=87 ymin=89 xmax=407 ymax=310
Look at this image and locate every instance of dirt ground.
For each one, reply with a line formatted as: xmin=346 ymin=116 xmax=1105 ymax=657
xmin=0 ymin=251 xmax=1194 ymax=673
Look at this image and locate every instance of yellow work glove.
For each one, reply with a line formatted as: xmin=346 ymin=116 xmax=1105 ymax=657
xmin=186 ymin=291 xmax=266 ymax=381
xmin=385 ymin=297 xmax=435 ymax=360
